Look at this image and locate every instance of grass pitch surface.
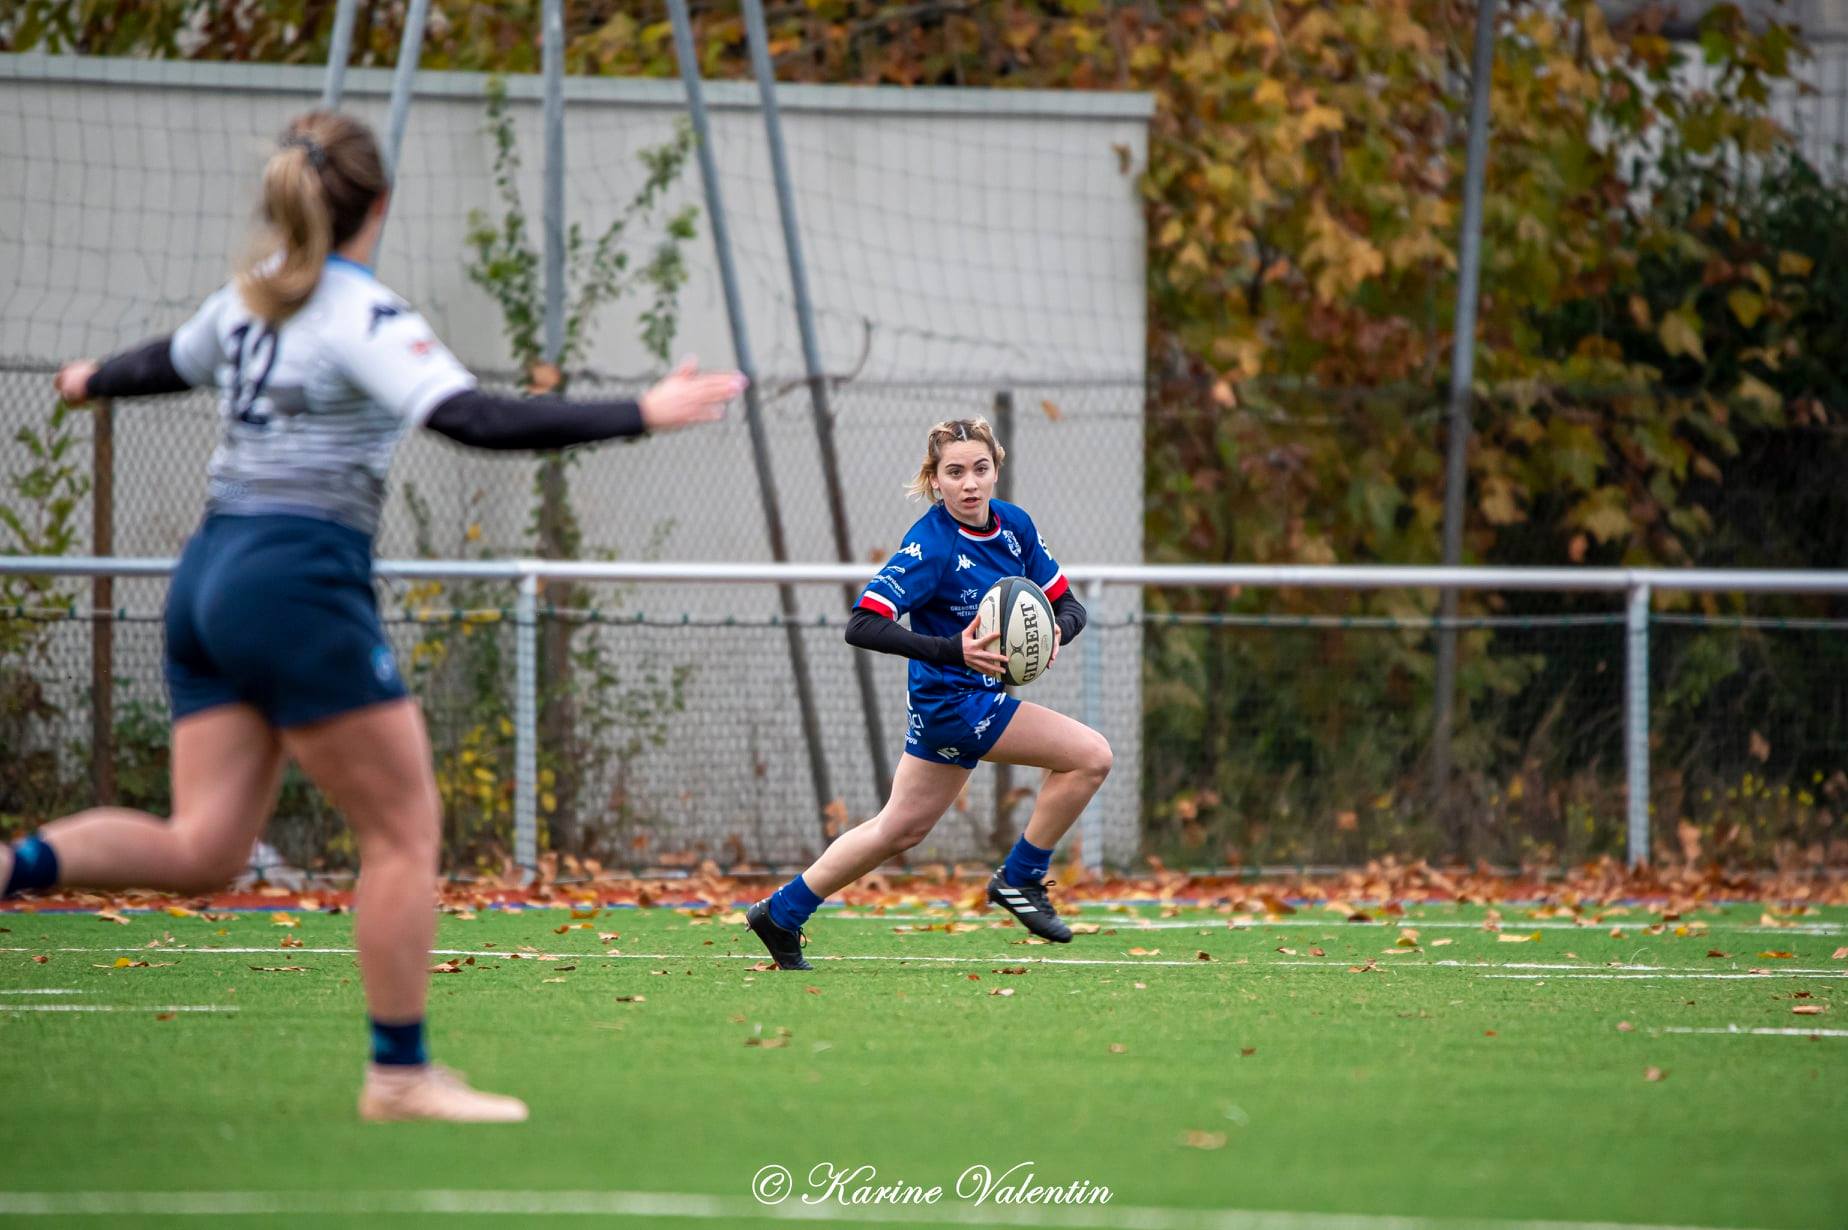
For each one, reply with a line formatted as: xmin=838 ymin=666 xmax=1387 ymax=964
xmin=1 ymin=900 xmax=1843 ymax=1229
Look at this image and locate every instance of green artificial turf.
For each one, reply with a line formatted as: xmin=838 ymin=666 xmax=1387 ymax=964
xmin=0 ymin=901 xmax=1843 ymax=1229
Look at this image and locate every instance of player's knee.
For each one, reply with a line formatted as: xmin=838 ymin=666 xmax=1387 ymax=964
xmin=1081 ymin=732 xmax=1113 ymax=782
xmin=176 ymin=830 xmax=250 ymax=892
xmin=877 ymin=814 xmax=935 ymax=853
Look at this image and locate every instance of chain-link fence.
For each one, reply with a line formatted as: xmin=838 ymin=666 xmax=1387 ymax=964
xmin=5 ymin=568 xmax=1846 ymax=873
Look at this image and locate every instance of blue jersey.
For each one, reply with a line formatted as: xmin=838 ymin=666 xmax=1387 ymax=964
xmin=856 ymin=499 xmax=1069 ymax=700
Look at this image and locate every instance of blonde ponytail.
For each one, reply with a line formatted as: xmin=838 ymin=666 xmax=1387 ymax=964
xmin=906 ymin=416 xmax=1006 ymax=502
xmin=237 ymin=113 xmax=389 ymax=325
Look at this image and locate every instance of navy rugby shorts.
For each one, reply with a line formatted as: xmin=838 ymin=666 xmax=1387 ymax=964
xmin=164 ymin=513 xmax=407 ymax=727
xmin=902 ymin=686 xmax=1021 ymax=771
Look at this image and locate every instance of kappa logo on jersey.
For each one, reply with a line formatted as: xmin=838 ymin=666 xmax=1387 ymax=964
xmin=971 ymin=714 xmax=995 ymax=739
xmin=955 ymin=554 xmax=975 ymax=571
xmin=936 ymin=746 xmax=962 ymax=761
xmin=898 ymin=542 xmax=924 ymax=561
xmin=367 ymin=303 xmax=403 ymax=336
xmin=1002 ymin=530 xmax=1022 ymax=559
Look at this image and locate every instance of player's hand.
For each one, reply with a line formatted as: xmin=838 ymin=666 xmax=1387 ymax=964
xmin=54 ymin=360 xmax=99 ymax=406
xmin=639 ymin=356 xmax=747 ymax=432
xmin=1048 ymin=624 xmax=1062 ymax=669
xmin=959 ymin=614 xmax=1007 ymax=678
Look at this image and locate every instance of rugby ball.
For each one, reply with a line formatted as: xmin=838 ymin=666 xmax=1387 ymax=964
xmin=977 ymin=576 xmax=1055 ymax=687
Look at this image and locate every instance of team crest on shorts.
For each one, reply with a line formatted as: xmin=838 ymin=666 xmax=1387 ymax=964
xmin=371 ymin=644 xmax=398 ymax=684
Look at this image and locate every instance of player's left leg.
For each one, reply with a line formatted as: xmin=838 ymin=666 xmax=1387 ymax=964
xmin=283 ymin=698 xmax=526 ymax=1123
xmin=980 ymin=702 xmax=1113 ymax=941
xmin=747 ymin=754 xmax=970 ymax=970
xmin=1 ymin=704 xmax=285 ymax=898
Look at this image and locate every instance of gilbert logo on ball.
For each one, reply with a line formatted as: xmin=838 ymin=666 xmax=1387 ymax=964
xmin=977 ymin=576 xmax=1054 ymax=686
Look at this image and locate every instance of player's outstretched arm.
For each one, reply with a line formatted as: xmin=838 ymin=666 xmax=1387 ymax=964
xmin=55 ymin=337 xmax=194 ymax=405
xmin=423 ymin=358 xmax=745 ymax=452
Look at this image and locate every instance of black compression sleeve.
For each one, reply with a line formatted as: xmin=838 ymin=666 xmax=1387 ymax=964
xmin=85 ymin=336 xmax=190 ymax=399
xmin=845 ymin=607 xmax=965 ymax=668
xmin=1053 ymin=590 xmax=1087 ymax=645
xmin=423 ymin=388 xmax=647 ymax=452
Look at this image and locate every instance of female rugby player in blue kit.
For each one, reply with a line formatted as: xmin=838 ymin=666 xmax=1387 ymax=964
xmin=0 ymin=112 xmax=745 ymax=1121
xmin=747 ymin=417 xmax=1112 ymax=969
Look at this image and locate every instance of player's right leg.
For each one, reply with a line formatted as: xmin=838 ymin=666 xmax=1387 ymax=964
xmin=282 ymin=698 xmax=526 ymax=1123
xmin=1 ymin=704 xmax=284 ymax=898
xmin=747 ymin=754 xmax=969 ymax=970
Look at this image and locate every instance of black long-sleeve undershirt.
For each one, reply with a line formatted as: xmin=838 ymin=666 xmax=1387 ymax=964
xmin=85 ymin=336 xmax=190 ymax=399
xmin=423 ymin=389 xmax=646 ymax=451
xmin=845 ymin=590 xmax=1087 ymax=668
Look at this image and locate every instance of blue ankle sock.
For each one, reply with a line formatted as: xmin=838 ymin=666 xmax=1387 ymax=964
xmin=369 ymin=1017 xmax=428 ymax=1067
xmin=3 ymin=835 xmax=60 ymax=899
xmin=1003 ymin=836 xmax=1054 ymax=887
xmin=767 ymin=874 xmax=824 ymax=933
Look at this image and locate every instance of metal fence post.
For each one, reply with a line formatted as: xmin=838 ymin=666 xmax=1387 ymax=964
xmin=1625 ymin=581 xmax=1651 ymax=869
xmin=515 ymin=571 xmax=540 ymax=877
xmin=1080 ymin=577 xmax=1106 ymax=873
xmin=1431 ymin=0 xmax=1499 ymax=854
xmin=740 ymin=0 xmax=892 ymax=804
xmin=541 ymin=0 xmax=566 ymax=366
xmin=89 ymin=399 xmax=114 ymax=806
xmin=668 ymin=0 xmax=836 ymax=833
xmin=375 ymin=0 xmax=431 ymax=250
xmin=320 ymin=0 xmax=360 ymax=110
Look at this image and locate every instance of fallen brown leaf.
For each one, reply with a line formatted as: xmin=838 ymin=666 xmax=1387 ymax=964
xmin=1179 ymin=1130 xmax=1227 ymax=1150
xmin=1497 ymin=932 xmax=1541 ymax=943
xmin=270 ymin=913 xmax=298 ymax=928
xmin=154 ymin=1012 xmax=175 ymax=1021
xmin=1108 ymin=1043 xmax=1127 ymax=1054
xmin=1195 ymin=950 xmax=1213 ymax=961
xmin=1644 ymin=1066 xmax=1665 ymax=1082
xmin=1240 ymin=1047 xmax=1256 ymax=1057
xmin=1430 ymin=938 xmax=1453 ymax=948
xmin=1707 ymin=949 xmax=1729 ymax=959
xmin=615 ymin=995 xmax=646 ymax=1003
xmin=1792 ymin=1005 xmax=1827 ymax=1016
xmin=279 ymin=935 xmax=303 ymax=949
xmin=96 ymin=910 xmax=129 ymax=925
xmin=1309 ymin=947 xmax=1326 ymax=957
xmin=1832 ymin=947 xmax=1848 ymax=961
xmin=1617 ymin=1021 xmax=1634 ymax=1033
xmin=430 ymin=961 xmax=462 ymax=973
xmin=1757 ymin=951 xmax=1797 ymax=960
xmin=1128 ymin=947 xmax=1161 ymax=956
xmin=990 ymin=987 xmax=1016 ymax=997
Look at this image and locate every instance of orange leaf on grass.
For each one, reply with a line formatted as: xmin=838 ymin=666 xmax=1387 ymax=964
xmin=1792 ymin=1005 xmax=1827 ymax=1016
xmin=1757 ymin=951 xmax=1797 ymax=960
xmin=1179 ymin=1130 xmax=1227 ymax=1150
xmin=1644 ymin=1067 xmax=1666 ymax=1082
xmin=96 ymin=910 xmax=129 ymax=925
xmin=1831 ymin=947 xmax=1847 ymax=960
xmin=1128 ymin=947 xmax=1161 ymax=956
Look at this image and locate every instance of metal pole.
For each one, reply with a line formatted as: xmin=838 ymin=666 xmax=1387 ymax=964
xmin=1080 ymin=577 xmax=1106 ymax=873
xmin=375 ymin=0 xmax=431 ymax=249
xmin=320 ymin=0 xmax=360 ymax=110
xmin=740 ymin=0 xmax=892 ymax=803
xmin=541 ymin=0 xmax=566 ymax=367
xmin=668 ymin=0 xmax=836 ymax=829
xmin=515 ymin=572 xmax=540 ymax=876
xmin=990 ymin=391 xmax=1016 ymax=856
xmin=1430 ymin=0 xmax=1498 ymax=854
xmin=89 ymin=399 xmax=114 ymax=807
xmin=1625 ymin=582 xmax=1651 ymax=869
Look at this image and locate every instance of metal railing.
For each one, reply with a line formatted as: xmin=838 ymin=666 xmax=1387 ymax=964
xmin=5 ymin=556 xmax=1846 ymax=872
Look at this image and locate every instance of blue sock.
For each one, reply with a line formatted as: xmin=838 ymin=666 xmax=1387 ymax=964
xmin=767 ymin=874 xmax=824 ymax=933
xmin=3 ymin=835 xmax=60 ymax=898
xmin=369 ymin=1017 xmax=428 ymax=1067
xmin=1003 ymin=836 xmax=1054 ymax=887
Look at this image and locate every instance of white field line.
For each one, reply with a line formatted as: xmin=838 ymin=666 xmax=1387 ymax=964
xmin=1663 ymin=1019 xmax=1848 ymax=1026
xmin=838 ymin=915 xmax=1846 ymax=937
xmin=5 ymin=945 xmax=1845 ymax=978
xmin=0 ymin=1004 xmax=237 ymax=1013
xmin=0 ymin=988 xmax=82 ymax=994
xmin=1485 ymin=972 xmax=1848 ymax=981
xmin=0 ymin=1188 xmax=1755 ymax=1230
